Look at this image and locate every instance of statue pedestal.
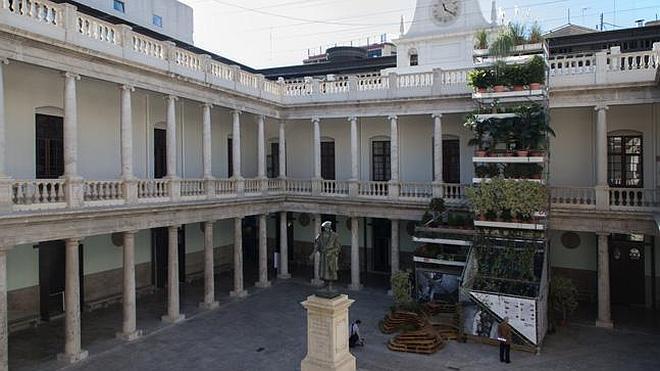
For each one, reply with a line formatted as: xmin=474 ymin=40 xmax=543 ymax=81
xmin=301 ymin=294 xmax=356 ymax=371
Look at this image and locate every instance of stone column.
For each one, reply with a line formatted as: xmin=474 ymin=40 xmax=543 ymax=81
xmin=162 ymin=226 xmax=185 ymax=323
xmin=348 ymin=217 xmax=361 ymax=291
xmin=230 ymin=217 xmax=248 ymax=298
xmin=232 ymin=110 xmax=242 ymax=179
xmin=279 ymin=120 xmax=287 ymax=178
xmin=432 ymin=113 xmax=444 ymax=198
xmin=202 ymin=103 xmax=213 ymax=179
xmin=117 ymin=231 xmax=141 ymax=341
xmin=58 ymin=239 xmax=88 ymax=363
xmin=596 ymin=233 xmax=613 ymax=328
xmin=255 ymin=214 xmax=271 ymax=288
xmin=63 ymin=73 xmax=83 ymax=208
xmin=165 ymin=95 xmax=178 ymax=178
xmin=391 ymin=219 xmax=400 ymax=276
xmin=348 ymin=116 xmax=359 ymax=197
xmin=278 ymin=211 xmax=291 ymax=279
xmin=311 ymin=214 xmax=323 ymax=287
xmin=200 ymin=221 xmax=219 ymax=309
xmin=257 ymin=115 xmax=266 ymax=179
xmin=0 ymin=249 xmax=7 ymax=371
xmin=300 ymin=295 xmax=356 ymax=371
xmin=313 ymin=117 xmax=321 ymax=179
xmin=595 ymin=105 xmax=609 ymax=209
xmin=0 ymin=60 xmax=10 ymax=213
xmin=120 ymin=85 xmax=137 ymax=203
xmin=388 ymin=115 xmax=399 ymax=199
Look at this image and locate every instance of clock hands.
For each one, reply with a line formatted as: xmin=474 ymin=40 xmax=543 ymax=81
xmin=442 ymin=3 xmax=457 ymax=16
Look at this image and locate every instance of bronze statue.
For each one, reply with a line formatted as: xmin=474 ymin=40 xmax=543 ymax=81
xmin=310 ymin=221 xmax=342 ymax=292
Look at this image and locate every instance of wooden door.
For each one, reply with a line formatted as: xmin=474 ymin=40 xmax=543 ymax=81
xmin=609 ymin=239 xmax=645 ymax=305
xmin=321 ymin=141 xmax=335 ymax=180
xmin=154 ymin=128 xmax=167 ymax=179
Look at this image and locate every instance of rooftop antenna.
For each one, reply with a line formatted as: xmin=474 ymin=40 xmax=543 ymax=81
xmin=581 ymin=7 xmax=590 ymax=25
xmin=567 ymin=8 xmax=571 ymax=24
xmin=490 ymin=0 xmax=497 ymax=25
xmin=399 ymin=15 xmax=404 ymax=36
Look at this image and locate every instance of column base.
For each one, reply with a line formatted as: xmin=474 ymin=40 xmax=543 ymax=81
xmin=310 ymin=278 xmax=324 ymax=287
xmin=278 ymin=273 xmax=291 ymax=280
xmin=301 ymin=354 xmax=356 ymax=371
xmin=229 ymin=289 xmax=248 ymax=298
xmin=596 ymin=319 xmax=614 ymax=329
xmin=348 ymin=283 xmax=362 ymax=291
xmin=161 ymin=314 xmax=185 ymax=324
xmin=57 ymin=350 xmax=88 ymax=364
xmin=199 ymin=301 xmax=219 ymax=310
xmin=255 ymin=281 xmax=271 ymax=288
xmin=116 ymin=330 xmax=143 ymax=342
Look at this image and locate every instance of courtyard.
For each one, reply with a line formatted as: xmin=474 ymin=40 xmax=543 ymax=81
xmin=10 ymin=277 xmax=660 ymax=371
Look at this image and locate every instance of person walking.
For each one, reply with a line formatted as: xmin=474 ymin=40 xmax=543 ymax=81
xmin=497 ymin=317 xmax=512 ymax=363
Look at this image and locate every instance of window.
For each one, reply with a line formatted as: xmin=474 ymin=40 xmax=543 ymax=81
xmin=227 ymin=138 xmax=233 ymax=178
xmin=267 ymin=142 xmax=279 ymax=178
xmin=608 ymin=135 xmax=642 ymax=187
xmin=409 ymin=53 xmax=418 ymax=66
xmin=113 ymin=0 xmax=125 ymax=13
xmin=35 ymin=114 xmax=64 ymax=179
xmin=321 ymin=141 xmax=335 ymax=180
xmin=153 ymin=14 xmax=163 ymax=28
xmin=372 ymin=140 xmax=391 ymax=181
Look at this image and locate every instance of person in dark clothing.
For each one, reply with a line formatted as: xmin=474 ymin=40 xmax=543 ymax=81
xmin=497 ymin=317 xmax=512 ymax=363
xmin=349 ymin=320 xmax=364 ymax=348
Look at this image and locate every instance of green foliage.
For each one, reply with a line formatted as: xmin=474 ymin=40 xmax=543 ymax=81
xmin=529 ymin=22 xmax=543 ymax=44
xmin=475 ymin=164 xmax=500 ymax=178
xmin=391 ymin=271 xmax=413 ymax=308
xmin=527 ymin=55 xmax=546 ymax=84
xmin=475 ymin=29 xmax=489 ymax=49
xmin=489 ymin=27 xmax=515 ymax=58
xmin=466 ymin=178 xmax=548 ymax=220
xmin=550 ymin=276 xmax=579 ymax=321
xmin=467 ymin=68 xmax=494 ymax=89
xmin=429 ymin=198 xmax=446 ymax=213
xmin=508 ymin=22 xmax=527 ymax=45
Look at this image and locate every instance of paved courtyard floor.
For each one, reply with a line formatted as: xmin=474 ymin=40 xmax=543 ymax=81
xmin=12 ymin=278 xmax=660 ymax=371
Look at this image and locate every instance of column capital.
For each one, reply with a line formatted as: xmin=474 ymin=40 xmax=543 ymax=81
xmin=594 ymin=104 xmax=609 ymax=112
xmin=165 ymin=95 xmax=178 ymax=102
xmin=123 ymin=230 xmax=139 ymax=236
xmin=347 ymin=116 xmax=358 ymax=123
xmin=120 ymin=84 xmax=135 ymax=92
xmin=201 ymin=102 xmax=213 ymax=109
xmin=388 ymin=114 xmax=398 ymax=121
xmin=596 ymin=232 xmax=610 ymax=238
xmin=65 ymin=237 xmax=82 ymax=245
xmin=168 ymin=224 xmax=181 ymax=231
xmin=257 ymin=114 xmax=266 ymax=121
xmin=0 ymin=56 xmax=9 ymax=65
xmin=431 ymin=112 xmax=443 ymax=119
xmin=232 ymin=109 xmax=242 ymax=116
xmin=63 ymin=72 xmax=81 ymax=80
xmin=205 ymin=219 xmax=216 ymax=225
xmin=311 ymin=117 xmax=321 ymax=124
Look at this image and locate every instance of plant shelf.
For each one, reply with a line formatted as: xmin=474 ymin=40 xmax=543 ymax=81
xmin=474 ymin=113 xmax=520 ymax=120
xmin=473 ymin=156 xmax=545 ymax=163
xmin=474 ymin=220 xmax=545 ymax=230
xmin=472 ymin=89 xmax=546 ymax=102
xmin=472 ymin=178 xmax=544 ymax=184
xmin=413 ymin=236 xmax=472 ymax=246
xmin=413 ymin=256 xmax=467 ymax=267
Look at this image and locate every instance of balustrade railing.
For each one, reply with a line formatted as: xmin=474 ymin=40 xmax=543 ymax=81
xmin=550 ymin=186 xmax=596 ymax=209
xmin=214 ymin=179 xmax=236 ymax=196
xmin=267 ymin=178 xmax=284 ymax=193
xmin=441 ymin=183 xmax=466 ymax=202
xmin=209 ymin=60 xmax=233 ymax=81
xmin=320 ymin=180 xmax=349 ymax=196
xmin=84 ymin=180 xmax=123 ymax=203
xmin=609 ymin=50 xmax=660 ymax=71
xmin=320 ymin=79 xmax=348 ymax=95
xmin=174 ymin=50 xmax=202 ymax=71
xmin=397 ymin=72 xmax=433 ymax=88
xmin=286 ymin=179 xmax=312 ymax=194
xmin=137 ymin=179 xmax=169 ymax=200
xmin=244 ymin=178 xmax=261 ymax=194
xmin=284 ymin=80 xmax=312 ymax=96
xmin=180 ymin=179 xmax=206 ymax=198
xmin=3 ymin=0 xmax=62 ymax=27
xmin=77 ymin=14 xmax=119 ymax=45
xmin=609 ymin=188 xmax=658 ymax=210
xmin=358 ymin=181 xmax=388 ymax=198
xmin=132 ymin=33 xmax=165 ymax=60
xmin=549 ymin=55 xmax=596 ymax=76
xmin=399 ymin=182 xmax=432 ymax=200
xmin=357 ymin=74 xmax=388 ymax=91
xmin=12 ymin=179 xmax=66 ymax=208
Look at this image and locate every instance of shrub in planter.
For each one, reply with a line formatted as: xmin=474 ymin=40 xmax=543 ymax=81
xmin=509 ymin=64 xmax=528 ymax=91
xmin=391 ymin=271 xmax=413 ymax=308
xmin=550 ymin=276 xmax=578 ymax=324
xmin=492 ymin=61 xmax=509 ymax=91
xmin=465 ymin=114 xmax=489 ymax=155
xmin=527 ymin=55 xmax=546 ymax=88
xmin=508 ymin=22 xmax=528 ymax=46
xmin=489 ymin=26 xmax=515 ymax=58
xmin=475 ymin=164 xmax=499 ymax=178
xmin=467 ymin=69 xmax=494 ymax=92
xmin=429 ymin=197 xmax=446 ymax=214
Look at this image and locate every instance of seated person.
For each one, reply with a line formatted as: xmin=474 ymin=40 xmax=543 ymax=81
xmin=349 ymin=320 xmax=364 ymax=348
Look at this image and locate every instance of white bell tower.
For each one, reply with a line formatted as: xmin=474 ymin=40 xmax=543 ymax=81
xmin=392 ymin=0 xmax=495 ymax=72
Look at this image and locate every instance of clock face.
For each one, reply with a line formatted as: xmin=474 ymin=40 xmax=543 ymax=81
xmin=431 ymin=0 xmax=461 ymax=25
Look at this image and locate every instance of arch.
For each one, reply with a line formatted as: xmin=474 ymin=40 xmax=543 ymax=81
xmin=608 ymin=129 xmax=642 ymax=137
xmin=153 ymin=121 xmax=167 ymax=130
xmin=320 ymin=136 xmax=335 ymax=143
xmin=35 ymin=106 xmax=63 ymax=117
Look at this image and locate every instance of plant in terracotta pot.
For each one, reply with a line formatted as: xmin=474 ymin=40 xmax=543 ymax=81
xmin=465 ymin=113 xmax=488 ymax=156
xmin=467 ymin=68 xmax=493 ymax=92
xmin=527 ymin=55 xmax=546 ymax=90
xmin=492 ymin=61 xmax=508 ymax=92
xmin=510 ymin=64 xmax=528 ymax=91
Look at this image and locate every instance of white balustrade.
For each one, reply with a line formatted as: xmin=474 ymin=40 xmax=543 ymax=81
xmin=84 ymin=180 xmax=123 ymax=204
xmin=214 ymin=179 xmax=236 ymax=196
xmin=357 ymin=74 xmax=388 ymax=91
xmin=609 ymin=188 xmax=658 ymax=211
xmin=180 ymin=179 xmax=206 ymax=198
xmin=137 ymin=179 xmax=169 ymax=201
xmin=174 ymin=49 xmax=202 ymax=71
xmin=399 ymin=182 xmax=432 ymax=200
xmin=244 ymin=178 xmax=261 ymax=194
xmin=439 ymin=69 xmax=468 ymax=85
xmin=284 ymin=80 xmax=312 ymax=96
xmin=320 ymin=79 xmax=348 ymax=95
xmin=397 ymin=72 xmax=433 ymax=88
xmin=239 ymin=70 xmax=259 ymax=89
xmin=12 ymin=179 xmax=66 ymax=209
xmin=132 ymin=34 xmax=165 ymax=59
xmin=320 ymin=180 xmax=348 ymax=196
xmin=209 ymin=61 xmax=233 ymax=81
xmin=358 ymin=181 xmax=389 ymax=198
xmin=609 ymin=50 xmax=660 ymax=71
xmin=441 ymin=183 xmax=466 ymax=202
xmin=267 ymin=178 xmax=283 ymax=193
xmin=286 ymin=179 xmax=312 ymax=194
xmin=77 ymin=14 xmax=118 ymax=44
xmin=549 ymin=55 xmax=596 ymax=76
xmin=263 ymin=79 xmax=282 ymax=96
xmin=2 ymin=0 xmax=62 ymax=27
xmin=550 ymin=186 xmax=596 ymax=209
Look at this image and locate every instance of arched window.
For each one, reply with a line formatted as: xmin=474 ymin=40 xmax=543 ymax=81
xmin=370 ymin=135 xmax=391 ymax=181
xmin=608 ymin=130 xmax=643 ymax=187
xmin=409 ymin=48 xmax=419 ymax=67
xmin=35 ymin=107 xmax=64 ymax=179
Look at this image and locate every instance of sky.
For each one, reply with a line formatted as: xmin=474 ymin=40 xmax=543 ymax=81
xmin=179 ymin=0 xmax=660 ymax=69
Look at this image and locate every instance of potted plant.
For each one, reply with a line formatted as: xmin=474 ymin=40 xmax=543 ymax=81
xmin=529 ymin=22 xmax=543 ymax=44
xmin=492 ymin=61 xmax=508 ymax=92
xmin=474 ymin=29 xmax=489 ymax=50
xmin=508 ymin=22 xmax=528 ymax=46
xmin=550 ymin=276 xmax=578 ymax=326
xmin=489 ymin=26 xmax=515 ymax=58
xmin=467 ymin=69 xmax=493 ymax=92
xmin=510 ymin=64 xmax=527 ymax=91
xmin=527 ymin=55 xmax=546 ymax=90
xmin=465 ymin=114 xmax=488 ymax=156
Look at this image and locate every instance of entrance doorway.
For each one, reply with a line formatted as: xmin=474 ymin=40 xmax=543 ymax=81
xmin=151 ymin=227 xmax=186 ymax=288
xmin=609 ymin=234 xmax=647 ymax=306
xmin=154 ymin=128 xmax=167 ymax=178
xmin=38 ymin=241 xmax=84 ymax=321
xmin=242 ymin=217 xmax=258 ymax=264
xmin=372 ymin=219 xmax=391 ymax=273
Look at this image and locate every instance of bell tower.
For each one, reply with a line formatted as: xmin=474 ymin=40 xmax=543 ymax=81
xmin=393 ymin=0 xmax=495 ymax=71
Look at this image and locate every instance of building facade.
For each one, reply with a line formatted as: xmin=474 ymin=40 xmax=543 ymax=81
xmin=0 ymin=0 xmax=658 ymax=369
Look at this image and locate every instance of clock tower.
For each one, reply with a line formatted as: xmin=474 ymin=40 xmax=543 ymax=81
xmin=393 ymin=0 xmax=495 ymax=71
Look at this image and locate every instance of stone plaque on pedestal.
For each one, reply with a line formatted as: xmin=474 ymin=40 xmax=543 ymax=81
xmin=301 ymin=294 xmax=356 ymax=371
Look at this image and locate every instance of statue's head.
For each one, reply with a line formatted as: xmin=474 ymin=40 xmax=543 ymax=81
xmin=321 ymin=221 xmax=332 ymax=231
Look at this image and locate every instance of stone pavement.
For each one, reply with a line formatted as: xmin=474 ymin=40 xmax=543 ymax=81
xmin=9 ymin=278 xmax=659 ymax=371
